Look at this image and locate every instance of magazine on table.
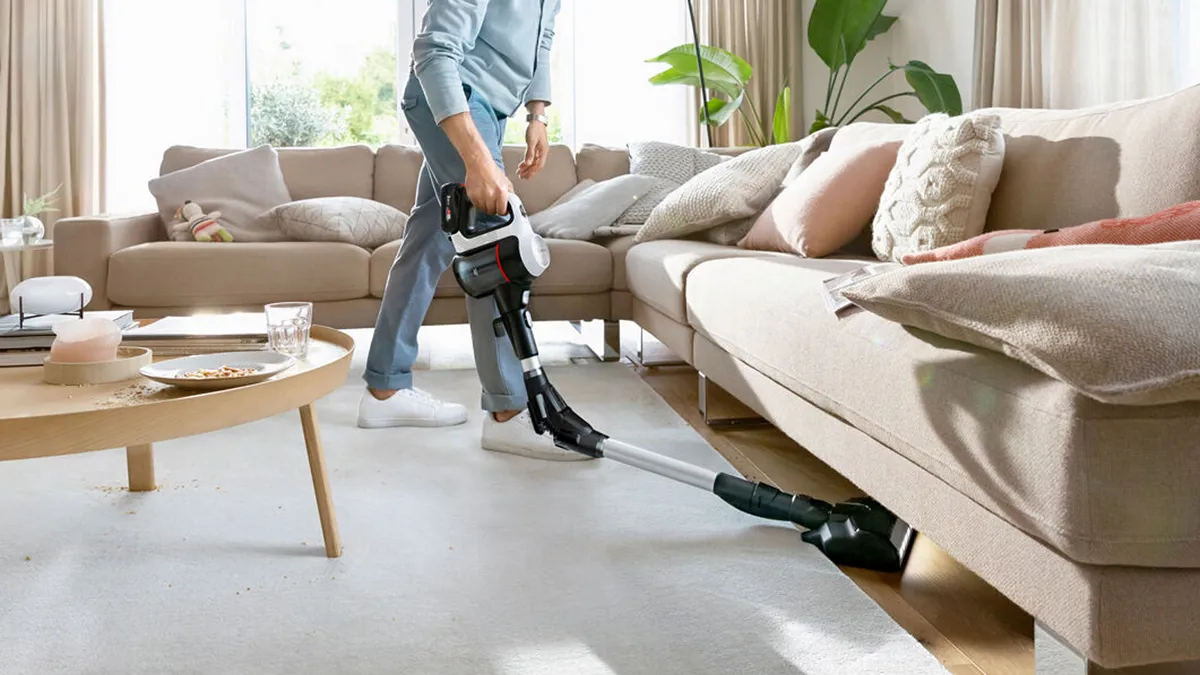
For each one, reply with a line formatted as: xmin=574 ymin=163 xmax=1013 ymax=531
xmin=820 ymin=263 xmax=901 ymax=316
xmin=0 ymin=310 xmax=136 ymax=350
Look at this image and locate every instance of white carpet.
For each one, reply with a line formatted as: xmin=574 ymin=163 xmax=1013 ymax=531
xmin=0 ymin=345 xmax=948 ymax=675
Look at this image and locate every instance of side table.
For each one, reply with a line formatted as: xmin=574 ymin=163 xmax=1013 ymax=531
xmin=1 ymin=239 xmax=54 ymax=314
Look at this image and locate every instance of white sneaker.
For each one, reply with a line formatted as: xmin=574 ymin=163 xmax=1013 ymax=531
xmin=481 ymin=410 xmax=597 ymax=461
xmin=357 ymin=388 xmax=468 ymax=428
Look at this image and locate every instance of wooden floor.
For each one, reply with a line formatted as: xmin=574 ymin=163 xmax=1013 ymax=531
xmin=629 ymin=333 xmax=1036 ymax=675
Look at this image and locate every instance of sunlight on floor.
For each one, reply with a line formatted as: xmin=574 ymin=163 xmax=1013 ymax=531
xmin=495 ymin=642 xmax=619 ymax=675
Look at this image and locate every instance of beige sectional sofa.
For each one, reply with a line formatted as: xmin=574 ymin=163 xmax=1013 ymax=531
xmin=55 ymin=143 xmax=649 ymax=334
xmin=55 ymin=83 xmax=1200 ymax=672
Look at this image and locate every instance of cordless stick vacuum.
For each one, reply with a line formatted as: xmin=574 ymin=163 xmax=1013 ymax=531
xmin=441 ymin=184 xmax=916 ymax=573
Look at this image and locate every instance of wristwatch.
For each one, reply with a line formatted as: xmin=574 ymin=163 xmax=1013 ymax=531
xmin=526 ymin=112 xmax=549 ymax=126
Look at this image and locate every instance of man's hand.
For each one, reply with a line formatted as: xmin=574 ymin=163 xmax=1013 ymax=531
xmin=518 ymin=120 xmax=549 ymax=180
xmin=466 ymin=159 xmax=513 ymax=216
xmin=440 ymin=111 xmax=513 ymax=215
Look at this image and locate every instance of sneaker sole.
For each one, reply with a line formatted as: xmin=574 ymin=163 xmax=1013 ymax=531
xmin=481 ymin=440 xmax=596 ymax=461
xmin=357 ymin=415 xmax=468 ymax=429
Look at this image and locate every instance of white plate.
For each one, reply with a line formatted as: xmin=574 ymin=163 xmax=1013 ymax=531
xmin=138 ymin=351 xmax=297 ymax=390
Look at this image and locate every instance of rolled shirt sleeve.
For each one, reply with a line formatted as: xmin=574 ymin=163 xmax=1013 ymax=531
xmin=411 ymin=0 xmax=491 ymax=124
xmin=524 ymin=6 xmax=557 ymax=105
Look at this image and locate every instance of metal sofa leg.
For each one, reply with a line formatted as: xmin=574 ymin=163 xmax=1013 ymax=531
xmin=632 ymin=326 xmax=687 ymax=367
xmin=1035 ymin=622 xmax=1199 ymax=674
xmin=698 ymin=372 xmax=769 ymax=428
xmin=572 ymin=319 xmax=620 ymax=362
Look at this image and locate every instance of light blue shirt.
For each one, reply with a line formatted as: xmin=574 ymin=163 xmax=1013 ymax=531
xmin=411 ymin=0 xmax=560 ymax=124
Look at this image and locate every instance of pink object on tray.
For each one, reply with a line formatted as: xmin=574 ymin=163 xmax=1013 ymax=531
xmin=49 ymin=317 xmax=123 ymax=363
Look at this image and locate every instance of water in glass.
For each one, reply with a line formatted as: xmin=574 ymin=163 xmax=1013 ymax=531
xmin=265 ymin=302 xmax=312 ymax=358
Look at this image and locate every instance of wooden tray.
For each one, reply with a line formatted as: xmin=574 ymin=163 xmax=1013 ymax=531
xmin=43 ymin=346 xmax=153 ymax=385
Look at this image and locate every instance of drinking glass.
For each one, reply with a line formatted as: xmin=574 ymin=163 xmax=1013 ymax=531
xmin=0 ymin=218 xmax=23 ymax=247
xmin=264 ymin=301 xmax=313 ymax=358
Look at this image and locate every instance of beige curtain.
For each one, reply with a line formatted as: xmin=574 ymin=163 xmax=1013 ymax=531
xmin=695 ymin=0 xmax=801 ymax=148
xmin=1 ymin=0 xmax=106 ymax=229
xmin=0 ymin=0 xmax=104 ymax=311
xmin=975 ymin=0 xmax=1182 ymax=109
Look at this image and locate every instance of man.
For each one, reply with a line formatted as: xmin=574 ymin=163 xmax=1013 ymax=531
xmin=358 ymin=0 xmax=589 ymax=462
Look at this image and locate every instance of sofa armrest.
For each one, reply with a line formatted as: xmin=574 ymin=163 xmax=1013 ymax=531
xmin=54 ymin=213 xmax=164 ymax=309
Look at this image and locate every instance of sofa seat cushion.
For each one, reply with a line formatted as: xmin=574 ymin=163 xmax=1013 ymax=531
xmin=684 ymin=256 xmax=1200 ymax=568
xmin=625 ymin=240 xmax=779 ymax=322
xmin=369 ymin=238 xmax=612 ymax=299
xmin=109 ymin=242 xmax=369 ymax=307
xmin=601 ymin=235 xmax=636 ymax=292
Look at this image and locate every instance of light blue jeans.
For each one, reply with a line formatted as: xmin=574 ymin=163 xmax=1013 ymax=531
xmin=363 ymin=73 xmax=526 ymax=413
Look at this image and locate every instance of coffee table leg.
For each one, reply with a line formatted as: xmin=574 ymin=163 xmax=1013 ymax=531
xmin=299 ymin=403 xmax=341 ymax=558
xmin=127 ymin=444 xmax=156 ymax=492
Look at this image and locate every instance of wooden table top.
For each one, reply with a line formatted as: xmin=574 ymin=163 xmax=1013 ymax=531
xmin=0 ymin=325 xmax=354 ymax=461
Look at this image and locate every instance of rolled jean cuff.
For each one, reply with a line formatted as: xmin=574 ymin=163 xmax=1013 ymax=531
xmin=363 ymin=368 xmax=413 ymax=392
xmin=481 ymin=391 xmax=526 ymax=413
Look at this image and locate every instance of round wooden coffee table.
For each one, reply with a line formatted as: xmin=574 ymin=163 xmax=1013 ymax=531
xmin=0 ymin=325 xmax=353 ymax=557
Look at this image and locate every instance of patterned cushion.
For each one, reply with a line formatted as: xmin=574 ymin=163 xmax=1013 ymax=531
xmin=260 ymin=197 xmax=408 ymax=249
xmin=618 ymin=142 xmax=724 ymax=225
xmin=634 ymin=142 xmax=807 ymax=243
xmin=871 ymin=113 xmax=1006 ymax=262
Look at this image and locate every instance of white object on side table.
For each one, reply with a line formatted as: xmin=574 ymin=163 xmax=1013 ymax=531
xmin=9 ymin=274 xmax=91 ymax=319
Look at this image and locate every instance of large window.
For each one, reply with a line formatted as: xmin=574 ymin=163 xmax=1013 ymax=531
xmin=246 ymin=0 xmax=401 ymax=148
xmin=104 ymin=0 xmax=248 ymax=214
xmin=104 ymin=0 xmax=693 ymax=213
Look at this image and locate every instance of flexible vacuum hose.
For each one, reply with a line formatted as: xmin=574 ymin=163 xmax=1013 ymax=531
xmin=712 ymin=473 xmax=832 ymax=530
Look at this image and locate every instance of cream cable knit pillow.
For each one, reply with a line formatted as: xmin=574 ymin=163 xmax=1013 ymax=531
xmin=871 ymin=113 xmax=1006 ymax=262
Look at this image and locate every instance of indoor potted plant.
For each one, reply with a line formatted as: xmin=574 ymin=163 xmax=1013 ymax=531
xmin=20 ymin=185 xmax=61 ymax=244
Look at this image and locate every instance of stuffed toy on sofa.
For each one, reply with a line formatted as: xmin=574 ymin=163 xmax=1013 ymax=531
xmin=174 ymin=200 xmax=234 ymax=242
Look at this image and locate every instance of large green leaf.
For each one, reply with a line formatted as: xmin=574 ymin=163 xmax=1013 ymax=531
xmin=865 ymin=104 xmax=912 ymax=123
xmin=772 ymin=85 xmax=792 ymax=144
xmin=702 ymin=91 xmax=745 ymax=127
xmin=807 ymin=0 xmax=888 ymax=70
xmin=865 ymin=14 xmax=898 ymax=42
xmin=894 ymin=60 xmax=963 ymax=116
xmin=647 ymin=44 xmax=753 ymax=88
xmin=649 ymin=65 xmax=744 ymax=99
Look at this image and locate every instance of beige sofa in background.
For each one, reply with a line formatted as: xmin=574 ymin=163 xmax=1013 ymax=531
xmin=55 ymin=83 xmax=1200 ymax=673
xmin=54 ymin=142 xmax=658 ymax=352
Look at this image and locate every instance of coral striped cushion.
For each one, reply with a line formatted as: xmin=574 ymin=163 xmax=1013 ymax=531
xmin=903 ymin=200 xmax=1200 ymax=264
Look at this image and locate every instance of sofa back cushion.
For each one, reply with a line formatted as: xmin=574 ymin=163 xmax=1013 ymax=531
xmin=160 ymin=145 xmax=376 ymax=201
xmin=575 ymin=144 xmax=749 ymax=185
xmin=982 ymin=83 xmax=1200 ymax=232
xmin=374 ymin=143 xmax=578 ymax=215
xmin=501 ymin=144 xmax=577 ymax=213
xmin=373 ymin=145 xmax=425 ymax=214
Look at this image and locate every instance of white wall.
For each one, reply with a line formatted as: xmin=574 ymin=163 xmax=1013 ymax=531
xmin=799 ymin=0 xmax=976 ymax=133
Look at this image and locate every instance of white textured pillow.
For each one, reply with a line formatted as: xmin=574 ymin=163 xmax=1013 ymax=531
xmin=148 ymin=145 xmax=293 ymax=242
xmin=842 ymin=241 xmax=1200 ymax=405
xmin=530 ymin=174 xmax=660 ymax=240
xmin=544 ymin=179 xmax=596 ymax=209
xmin=633 ymin=141 xmax=807 ymax=244
xmin=871 ymin=113 xmax=1006 ymax=262
xmin=618 ymin=142 xmax=724 ymax=225
xmin=261 ymin=197 xmax=408 ymax=248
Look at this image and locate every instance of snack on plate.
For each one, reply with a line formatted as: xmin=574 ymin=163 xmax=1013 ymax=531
xmin=180 ymin=365 xmax=258 ymax=379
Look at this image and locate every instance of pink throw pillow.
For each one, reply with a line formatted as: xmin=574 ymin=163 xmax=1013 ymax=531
xmin=902 ymin=200 xmax=1200 ymax=264
xmin=738 ymin=140 xmax=903 ymax=257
